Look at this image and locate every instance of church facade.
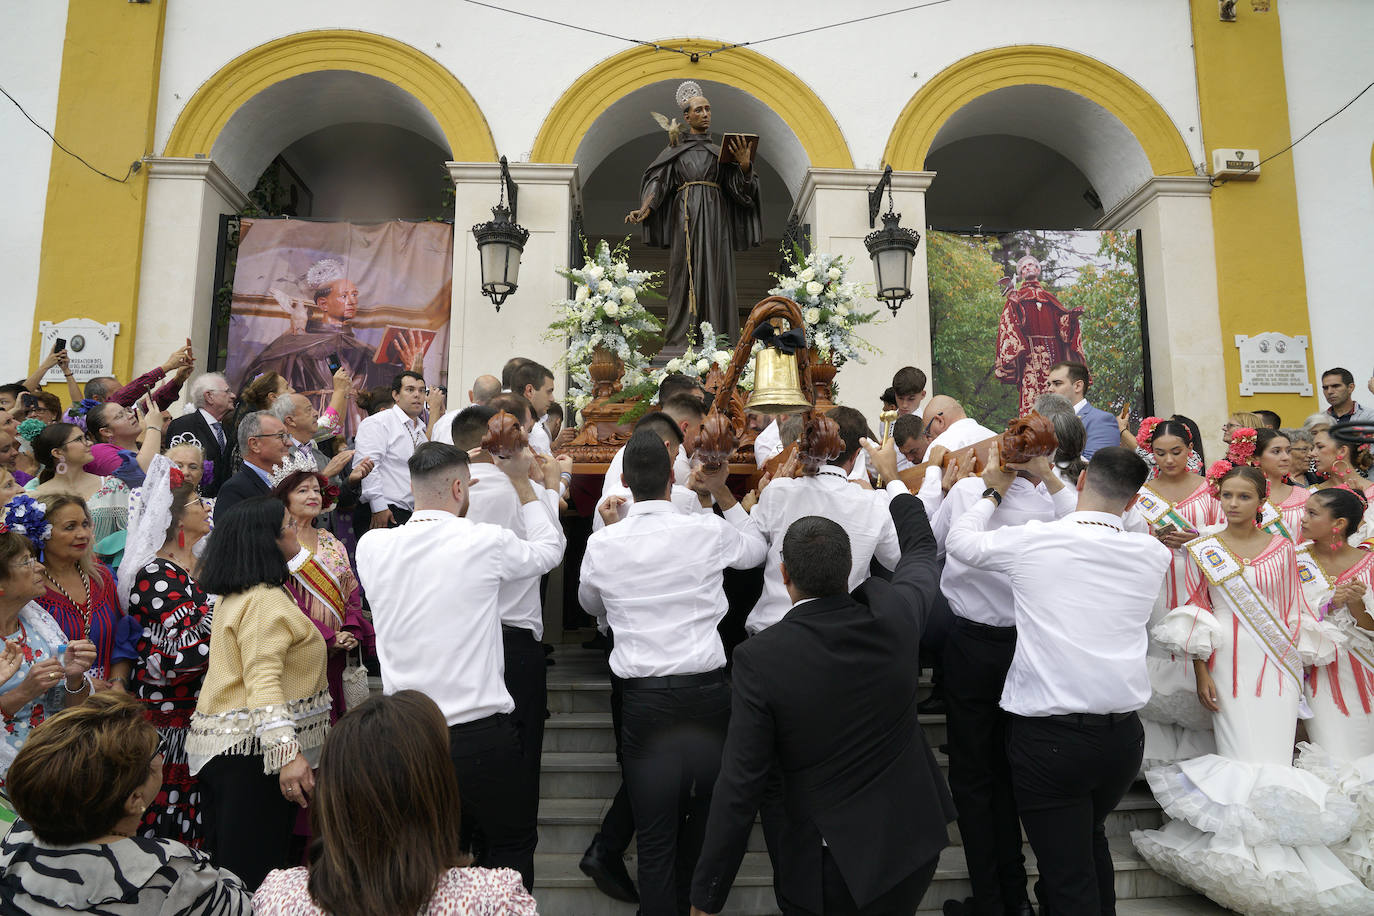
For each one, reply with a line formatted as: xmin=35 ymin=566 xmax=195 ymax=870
xmin=4 ymin=0 xmax=1369 ymax=456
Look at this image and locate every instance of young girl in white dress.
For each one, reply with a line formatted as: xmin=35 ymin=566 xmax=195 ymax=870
xmin=1294 ymin=486 xmax=1374 ymax=888
xmin=1133 ymin=464 xmax=1374 ymax=915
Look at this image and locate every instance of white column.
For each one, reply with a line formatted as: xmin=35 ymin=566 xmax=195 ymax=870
xmin=1098 ymin=176 xmax=1227 ymax=461
xmin=447 ymin=162 xmax=580 ymax=399
xmin=795 ymin=168 xmax=936 ymax=429
xmin=135 ymin=158 xmax=248 ymax=392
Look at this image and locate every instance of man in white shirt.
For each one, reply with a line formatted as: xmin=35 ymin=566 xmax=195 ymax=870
xmin=746 ymin=407 xmax=903 ymax=635
xmin=355 ymin=441 xmax=564 ymax=889
xmin=512 ymin=361 xmax=556 ymax=456
xmin=1044 ymin=361 xmax=1120 ymax=459
xmin=593 ymin=410 xmax=710 ymax=532
xmin=913 ymin=396 xmax=995 ymax=512
xmin=930 ymin=424 xmax=1077 ymax=916
xmin=354 ymin=371 xmax=428 ymax=528
xmin=947 ymin=446 xmax=1170 ymax=915
xmin=451 ymin=405 xmax=568 ymax=825
xmin=579 ymin=429 xmax=767 ymax=916
xmin=430 ymin=372 xmax=502 ymax=445
xmin=601 ymin=388 xmax=705 ymax=502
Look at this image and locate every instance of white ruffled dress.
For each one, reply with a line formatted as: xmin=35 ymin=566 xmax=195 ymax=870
xmin=1294 ymin=550 xmax=1374 ymax=888
xmin=1124 ymin=481 xmax=1222 ymax=771
xmin=1132 ymin=534 xmax=1374 ymax=915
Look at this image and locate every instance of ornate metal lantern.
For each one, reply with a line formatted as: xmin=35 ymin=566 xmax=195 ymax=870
xmin=863 ymin=165 xmax=922 ymax=316
xmin=471 ymin=156 xmax=529 ymax=310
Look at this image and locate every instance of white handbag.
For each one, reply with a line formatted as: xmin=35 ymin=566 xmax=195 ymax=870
xmin=341 ymin=647 xmax=370 ymax=711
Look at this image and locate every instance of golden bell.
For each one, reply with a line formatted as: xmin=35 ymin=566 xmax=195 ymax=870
xmin=746 ymin=347 xmax=811 ymax=415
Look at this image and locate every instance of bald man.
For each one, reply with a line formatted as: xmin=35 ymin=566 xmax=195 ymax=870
xmin=431 ymin=374 xmax=505 ymax=445
xmin=923 ymin=396 xmax=995 ymax=454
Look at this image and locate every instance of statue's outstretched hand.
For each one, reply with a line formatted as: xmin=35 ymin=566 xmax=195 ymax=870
xmin=625 ymin=206 xmax=650 ymax=224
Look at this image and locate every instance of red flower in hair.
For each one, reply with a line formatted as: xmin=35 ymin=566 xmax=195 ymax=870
xmin=1205 ymin=459 xmax=1234 ymax=498
xmin=168 ymin=467 xmax=185 ymax=490
xmin=1137 ymin=417 xmax=1164 ymax=451
xmin=1226 ymin=428 xmax=1258 ymax=465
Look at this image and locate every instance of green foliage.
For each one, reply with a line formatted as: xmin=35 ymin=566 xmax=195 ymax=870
xmin=928 ymin=229 xmax=1146 ymax=431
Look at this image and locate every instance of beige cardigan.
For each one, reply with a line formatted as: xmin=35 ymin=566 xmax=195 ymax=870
xmin=187 ymin=584 xmax=330 ymax=774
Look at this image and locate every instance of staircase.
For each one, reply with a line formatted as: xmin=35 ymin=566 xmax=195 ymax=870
xmin=532 ymin=645 xmax=1229 ymax=915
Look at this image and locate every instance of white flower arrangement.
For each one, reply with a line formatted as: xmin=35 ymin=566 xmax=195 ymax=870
xmin=654 ymin=321 xmax=758 ymax=393
xmin=769 ymin=245 xmax=880 ymax=365
xmin=547 ymin=238 xmax=664 ymax=412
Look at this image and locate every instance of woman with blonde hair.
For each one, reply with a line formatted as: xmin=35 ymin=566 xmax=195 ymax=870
xmin=0 ymin=693 xmax=252 ymax=914
xmin=253 ymin=691 xmax=536 ymax=915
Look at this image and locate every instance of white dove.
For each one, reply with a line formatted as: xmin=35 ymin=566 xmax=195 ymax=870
xmin=651 ymin=111 xmax=682 ymax=147
xmin=269 ymin=287 xmax=311 ymax=334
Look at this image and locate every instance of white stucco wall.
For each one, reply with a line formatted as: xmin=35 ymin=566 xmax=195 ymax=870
xmin=0 ymin=0 xmax=68 ymax=382
xmin=1279 ymin=0 xmax=1374 ymax=393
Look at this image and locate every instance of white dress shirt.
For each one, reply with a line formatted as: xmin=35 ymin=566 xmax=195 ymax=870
xmin=946 ymin=503 xmax=1172 ymax=716
xmin=528 ymin=420 xmax=552 ymax=457
xmin=602 ymin=443 xmax=694 ymax=499
xmin=355 ymin=503 xmax=564 ymax=725
xmin=753 ymin=420 xmax=782 ymax=468
xmin=429 ymin=407 xmax=464 ymax=445
xmin=579 ymin=500 xmax=768 ymax=678
xmin=932 ymin=475 xmax=1077 ymax=626
xmin=354 ymin=405 xmax=427 ymax=512
xmin=911 ymin=417 xmax=997 ymax=515
xmin=591 ymin=483 xmax=710 ymax=532
xmin=464 ymin=469 xmax=565 ymax=639
xmin=747 ymin=468 xmax=906 ymax=634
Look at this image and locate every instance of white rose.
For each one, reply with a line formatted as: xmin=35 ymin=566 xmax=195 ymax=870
xmin=575 ymin=285 xmax=589 ymax=302
xmin=805 ymin=281 xmax=824 ymax=298
xmin=804 ymin=307 xmax=821 ymax=324
xmin=713 ymin=350 xmax=731 ymax=368
xmin=826 ymin=267 xmax=841 ymax=281
xmin=781 ymin=277 xmax=800 ymax=292
xmin=835 ymin=304 xmax=849 ymax=317
xmin=666 ymin=358 xmax=683 ymax=373
xmin=597 ymin=279 xmax=614 ymax=295
xmin=612 ymin=262 xmax=628 ymax=280
xmin=586 ymin=264 xmax=605 ymax=281
xmin=619 ymin=286 xmax=636 ymax=304
xmin=603 ymin=302 xmax=620 ymax=318
xmin=696 ymin=358 xmax=711 ymax=374
xmin=798 ymin=267 xmax=815 ymax=282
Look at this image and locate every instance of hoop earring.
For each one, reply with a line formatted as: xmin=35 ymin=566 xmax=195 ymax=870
xmin=54 ymin=457 xmax=67 ymax=476
xmin=1333 ymin=458 xmax=1352 ymax=479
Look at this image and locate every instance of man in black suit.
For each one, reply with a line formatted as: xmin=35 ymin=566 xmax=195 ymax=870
xmin=214 ymin=410 xmax=294 ymax=517
xmin=165 ymin=372 xmax=236 ymax=497
xmin=690 ymin=439 xmax=955 ymax=916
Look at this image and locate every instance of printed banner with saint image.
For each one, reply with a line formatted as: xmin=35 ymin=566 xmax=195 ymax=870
xmin=224 ymin=219 xmax=453 ymax=438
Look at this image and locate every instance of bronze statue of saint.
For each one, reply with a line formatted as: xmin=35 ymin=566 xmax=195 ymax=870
xmin=626 ymin=81 xmax=763 ymax=348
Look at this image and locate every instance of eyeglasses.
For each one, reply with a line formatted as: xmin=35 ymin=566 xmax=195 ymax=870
xmin=251 ymin=432 xmax=292 ymax=443
xmin=13 ymin=557 xmax=38 ymax=570
xmin=64 ymin=435 xmax=91 ymax=446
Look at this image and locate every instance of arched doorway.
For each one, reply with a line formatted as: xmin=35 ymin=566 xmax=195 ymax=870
xmin=136 ymin=30 xmax=495 ymax=383
xmin=882 ymin=46 xmax=1227 ymax=446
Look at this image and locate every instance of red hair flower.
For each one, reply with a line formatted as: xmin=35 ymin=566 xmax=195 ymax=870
xmin=1136 ymin=417 xmax=1164 ymax=451
xmin=1226 ymin=428 xmax=1258 ymax=465
xmin=168 ymin=467 xmax=185 ymax=490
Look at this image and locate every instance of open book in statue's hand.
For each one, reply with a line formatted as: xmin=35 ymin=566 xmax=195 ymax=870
xmin=718 ymin=133 xmax=759 ymax=168
xmin=373 ymin=326 xmax=437 ymax=365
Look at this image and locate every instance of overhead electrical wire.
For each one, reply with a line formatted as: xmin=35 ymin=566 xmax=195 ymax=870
xmin=0 ymin=82 xmax=136 ymax=183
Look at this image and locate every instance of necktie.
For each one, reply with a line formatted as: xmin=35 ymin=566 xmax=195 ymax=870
xmin=211 ymin=421 xmax=225 ymax=452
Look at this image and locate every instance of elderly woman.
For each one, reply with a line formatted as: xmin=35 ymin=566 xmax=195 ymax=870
xmin=86 ymin=400 xmax=167 ymax=490
xmin=0 ymin=693 xmax=252 ymax=914
xmin=1285 ymin=427 xmax=1321 ymax=486
xmin=31 ymin=493 xmax=137 ymax=688
xmin=187 ymin=496 xmax=329 ymax=890
xmin=0 ymin=521 xmax=97 ymax=786
xmin=122 ymin=456 xmax=215 ymax=848
xmin=28 ymin=422 xmax=131 ymax=545
xmin=270 ymin=459 xmax=372 ymax=720
xmin=253 ymin=691 xmax=535 ymax=916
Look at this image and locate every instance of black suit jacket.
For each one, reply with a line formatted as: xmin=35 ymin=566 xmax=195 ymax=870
xmin=165 ymin=411 xmax=231 ymax=497
xmin=213 ymin=465 xmax=271 ymax=519
xmin=691 ymin=493 xmax=956 ymax=914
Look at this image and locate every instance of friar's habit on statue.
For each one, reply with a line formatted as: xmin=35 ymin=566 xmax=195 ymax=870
xmin=626 ymin=81 xmax=763 ymax=349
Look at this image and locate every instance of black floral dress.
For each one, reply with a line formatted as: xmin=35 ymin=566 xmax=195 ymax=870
xmin=128 ymin=558 xmax=213 ymax=848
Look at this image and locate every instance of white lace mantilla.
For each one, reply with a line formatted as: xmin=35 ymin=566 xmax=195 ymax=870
xmin=186 ymin=688 xmax=331 ymax=775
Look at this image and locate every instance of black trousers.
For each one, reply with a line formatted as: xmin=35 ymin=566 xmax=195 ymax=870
xmin=449 ymin=713 xmax=537 ymax=889
xmin=1007 ymin=712 xmax=1144 ymax=916
xmin=943 ymin=616 xmax=1026 ymax=915
xmin=785 ymin=850 xmax=940 ymax=916
xmin=502 ymin=625 xmax=547 ymax=820
xmin=599 ymin=668 xmax=636 ymax=852
xmin=199 ymin=753 xmax=296 ymax=891
xmin=620 ymin=675 xmax=731 ymax=916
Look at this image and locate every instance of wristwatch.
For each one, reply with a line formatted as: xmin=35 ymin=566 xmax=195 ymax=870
xmin=981 ymin=487 xmax=1004 ymax=507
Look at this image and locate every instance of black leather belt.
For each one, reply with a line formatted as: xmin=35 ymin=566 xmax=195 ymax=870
xmin=1045 ymin=711 xmax=1138 ymax=727
xmin=622 ymin=669 xmax=726 ymax=690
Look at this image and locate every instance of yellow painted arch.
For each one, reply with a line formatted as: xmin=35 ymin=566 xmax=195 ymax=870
xmin=531 ymin=38 xmax=852 ymax=168
xmin=883 ymin=45 xmax=1193 ymax=176
xmin=164 ymin=29 xmax=496 ymax=161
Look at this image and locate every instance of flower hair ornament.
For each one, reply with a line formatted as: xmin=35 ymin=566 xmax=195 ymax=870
xmin=1226 ymin=428 xmax=1258 ymax=465
xmin=2 ymin=494 xmax=51 ymax=555
xmin=16 ymin=418 xmax=45 ymax=444
xmin=1136 ymin=417 xmax=1165 ymax=451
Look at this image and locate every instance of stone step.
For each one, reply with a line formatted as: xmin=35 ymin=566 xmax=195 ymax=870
xmin=540 ymin=752 xmax=622 ymax=798
xmin=537 ymin=797 xmax=767 ymax=855
xmin=531 ymin=837 xmax=1200 ymax=915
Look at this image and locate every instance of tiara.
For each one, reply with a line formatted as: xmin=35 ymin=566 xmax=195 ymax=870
xmin=167 ymin=431 xmax=204 ymax=452
xmin=267 ymin=450 xmax=321 ymax=489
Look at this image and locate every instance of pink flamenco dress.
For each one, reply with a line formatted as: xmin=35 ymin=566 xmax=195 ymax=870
xmin=1133 ymin=532 xmax=1374 ymax=914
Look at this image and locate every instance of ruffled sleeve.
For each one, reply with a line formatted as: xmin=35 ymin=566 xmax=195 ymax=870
xmin=1153 ymin=605 xmax=1225 ymax=659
